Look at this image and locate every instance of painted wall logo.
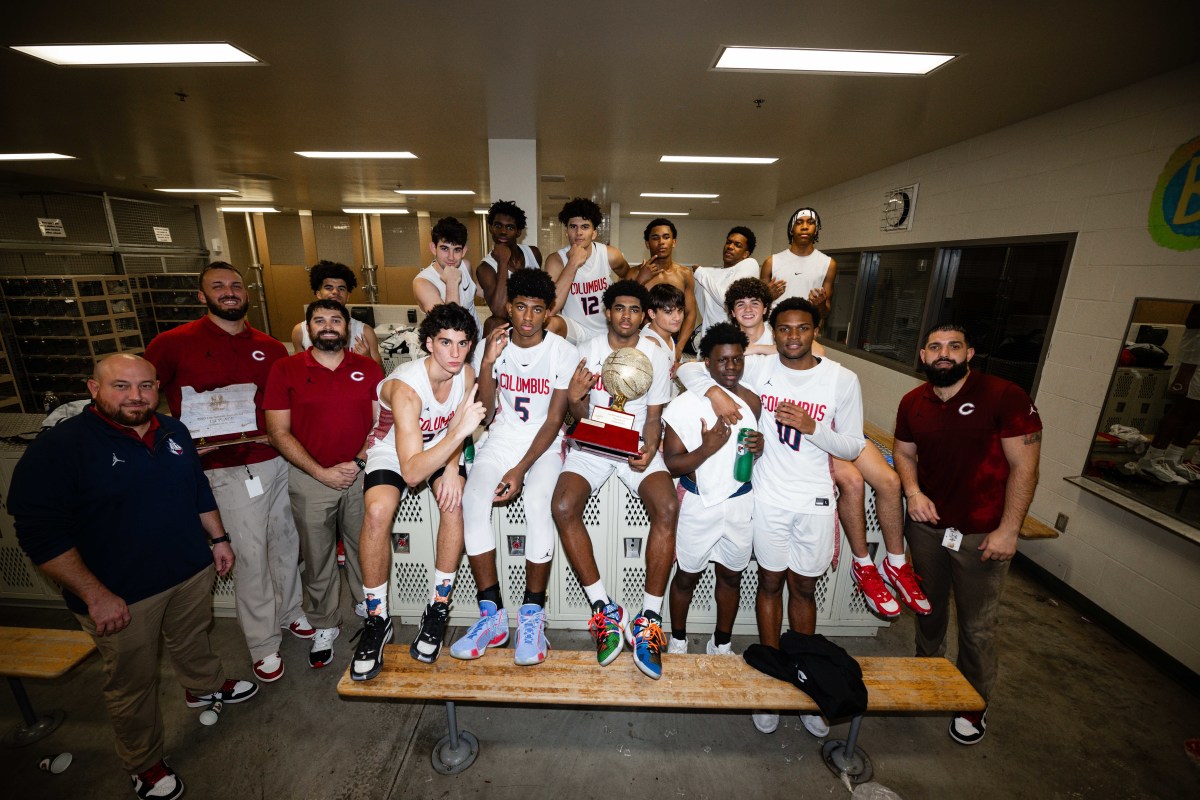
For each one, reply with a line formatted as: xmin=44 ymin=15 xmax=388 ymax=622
xmin=1149 ymin=135 xmax=1200 ymax=251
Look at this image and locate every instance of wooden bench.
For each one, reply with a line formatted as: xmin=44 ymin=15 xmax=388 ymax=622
xmin=0 ymin=626 xmax=96 ymax=747
xmin=338 ymin=647 xmax=984 ymax=784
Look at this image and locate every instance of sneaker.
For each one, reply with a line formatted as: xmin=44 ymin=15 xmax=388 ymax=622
xmin=410 ymin=601 xmax=452 ymax=663
xmin=851 ymin=561 xmax=901 ymax=619
xmin=336 ymin=537 xmax=346 ymax=567
xmin=514 ymin=604 xmax=550 ymax=666
xmin=350 ymin=615 xmax=394 ymax=681
xmin=450 ymin=601 xmax=509 ymax=659
xmin=1138 ymin=458 xmax=1189 ymax=485
xmin=283 ymin=615 xmax=316 ymax=639
xmin=630 ymin=614 xmax=666 ymax=680
xmin=252 ymin=653 xmax=284 ymax=682
xmin=706 ymin=636 xmax=734 ymax=656
xmin=131 ymin=759 xmax=183 ymax=800
xmin=587 ymin=601 xmax=627 ymax=667
xmin=184 ymin=678 xmax=259 ymax=708
xmin=354 ymin=600 xmax=368 ymax=619
xmin=667 ymin=636 xmax=688 ymax=655
xmin=1170 ymin=461 xmax=1200 ymax=482
xmin=752 ymin=713 xmax=779 ymax=734
xmin=309 ymin=626 xmax=340 ymax=668
xmin=801 ymin=713 xmax=830 ymax=738
xmin=881 ymin=560 xmax=933 ymax=615
xmin=949 ymin=708 xmax=988 ymax=745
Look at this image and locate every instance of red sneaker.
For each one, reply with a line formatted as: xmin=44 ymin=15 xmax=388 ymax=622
xmin=882 ymin=560 xmax=933 ymax=615
xmin=850 ymin=561 xmax=900 ymax=619
xmin=132 ymin=759 xmax=183 ymax=799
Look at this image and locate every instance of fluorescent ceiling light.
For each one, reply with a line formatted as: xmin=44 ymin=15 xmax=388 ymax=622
xmin=155 ymin=188 xmax=239 ymax=194
xmin=12 ymin=43 xmax=258 ymax=66
xmin=343 ymin=207 xmax=410 ymax=215
xmin=660 ymin=155 xmax=777 ymax=165
xmin=296 ymin=151 xmax=416 ymax=159
xmin=473 ymin=209 xmax=488 ymax=215
xmin=218 ymin=206 xmax=278 ymax=213
xmin=0 ymin=152 xmax=75 ymax=161
xmin=395 ymin=189 xmax=475 ymax=195
xmin=630 ymin=211 xmax=690 ymax=217
xmin=714 ymin=46 xmax=955 ymax=76
xmin=640 ymin=192 xmax=719 ymax=199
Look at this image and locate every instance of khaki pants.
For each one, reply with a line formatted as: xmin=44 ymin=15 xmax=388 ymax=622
xmin=288 ymin=465 xmax=365 ymax=629
xmin=76 ymin=566 xmax=225 ymax=774
xmin=907 ymin=520 xmax=1011 ymax=701
xmin=206 ymin=456 xmax=303 ymax=662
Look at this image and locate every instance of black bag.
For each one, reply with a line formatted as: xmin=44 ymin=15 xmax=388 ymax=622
xmin=744 ymin=631 xmax=868 ymax=719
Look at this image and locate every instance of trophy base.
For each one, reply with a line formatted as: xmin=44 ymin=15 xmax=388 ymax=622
xmin=564 ymin=419 xmax=640 ymax=460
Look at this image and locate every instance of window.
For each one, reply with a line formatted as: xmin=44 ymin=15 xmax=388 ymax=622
xmin=852 ymin=248 xmax=936 ymax=366
xmin=825 ymin=251 xmax=860 ymax=345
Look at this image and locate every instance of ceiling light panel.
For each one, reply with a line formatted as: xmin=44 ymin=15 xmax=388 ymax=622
xmin=660 ymin=155 xmax=778 ymax=165
xmin=342 ymin=208 xmax=410 ymax=214
xmin=395 ymin=189 xmax=475 ymax=195
xmin=296 ymin=151 xmax=416 ymax=159
xmin=630 ymin=211 xmax=690 ymax=216
xmin=218 ymin=206 xmax=278 ymax=213
xmin=640 ymin=192 xmax=719 ymax=199
xmin=714 ymin=46 xmax=955 ymax=75
xmin=0 ymin=153 xmax=75 ymax=161
xmin=155 ymin=188 xmax=239 ymax=194
xmin=12 ymin=43 xmax=259 ymax=66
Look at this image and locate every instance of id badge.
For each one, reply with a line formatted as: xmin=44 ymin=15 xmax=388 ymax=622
xmin=245 ymin=476 xmax=264 ymax=498
xmin=941 ymin=527 xmax=963 ymax=552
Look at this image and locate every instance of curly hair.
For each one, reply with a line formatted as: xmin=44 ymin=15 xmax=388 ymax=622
xmin=603 ymin=279 xmax=651 ymax=311
xmin=418 ymin=303 xmax=479 ymax=352
xmin=557 ymin=197 xmax=603 ymax=227
xmin=486 ymin=199 xmax=527 ymax=231
xmin=507 ymin=268 xmax=556 ymax=308
xmin=308 ymin=260 xmax=357 ymax=293
xmin=769 ymin=297 xmax=821 ymax=331
xmin=699 ymin=322 xmax=749 ymax=358
xmin=724 ymin=277 xmax=773 ymax=316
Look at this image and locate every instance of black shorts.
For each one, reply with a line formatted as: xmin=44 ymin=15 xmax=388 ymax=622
xmin=362 ymin=463 xmax=467 ymax=492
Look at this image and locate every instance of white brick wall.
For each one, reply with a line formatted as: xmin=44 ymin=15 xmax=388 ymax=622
xmin=774 ymin=64 xmax=1200 ymax=673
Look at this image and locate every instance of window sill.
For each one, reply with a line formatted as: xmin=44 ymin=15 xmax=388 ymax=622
xmin=1065 ymin=476 xmax=1200 ymax=546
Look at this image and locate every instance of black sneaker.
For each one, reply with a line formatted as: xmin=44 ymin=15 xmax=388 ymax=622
xmin=183 ymin=678 xmax=258 ymax=708
xmin=949 ymin=708 xmax=988 ymax=745
xmin=410 ymin=601 xmax=451 ymax=663
xmin=350 ymin=615 xmax=394 ymax=681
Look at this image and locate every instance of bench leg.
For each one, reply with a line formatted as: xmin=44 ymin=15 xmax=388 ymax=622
xmin=4 ymin=677 xmax=66 ymax=748
xmin=821 ymin=714 xmax=874 ymax=785
xmin=431 ymin=701 xmax=479 ymax=774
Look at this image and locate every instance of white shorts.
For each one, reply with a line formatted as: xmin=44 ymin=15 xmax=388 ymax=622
xmin=562 ymin=447 xmax=668 ymax=494
xmin=753 ymin=498 xmax=835 ymax=577
xmin=675 ymin=489 xmax=754 ymax=574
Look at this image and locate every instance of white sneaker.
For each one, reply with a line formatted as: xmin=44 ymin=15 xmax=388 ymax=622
xmin=309 ymin=626 xmax=340 ymax=669
xmin=705 ymin=636 xmax=734 ymax=655
xmin=1139 ymin=458 xmax=1189 ymax=485
xmin=667 ymin=637 xmax=688 ymax=655
xmin=752 ymin=713 xmax=779 ymax=734
xmin=800 ymin=713 xmax=830 ymax=738
xmin=1169 ymin=461 xmax=1200 ymax=482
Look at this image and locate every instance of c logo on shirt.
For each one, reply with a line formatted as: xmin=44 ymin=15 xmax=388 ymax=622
xmin=251 ymin=350 xmax=266 ymax=362
xmin=958 ymin=403 xmax=976 ymax=416
xmin=350 ymin=371 xmax=365 ymax=382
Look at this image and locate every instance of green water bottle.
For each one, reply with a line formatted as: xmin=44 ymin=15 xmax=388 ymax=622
xmin=734 ymin=428 xmax=755 ymax=483
xmin=463 ymin=437 xmax=475 ymax=464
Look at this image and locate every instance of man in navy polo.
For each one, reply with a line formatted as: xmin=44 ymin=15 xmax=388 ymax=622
xmin=265 ymin=299 xmax=384 ymax=669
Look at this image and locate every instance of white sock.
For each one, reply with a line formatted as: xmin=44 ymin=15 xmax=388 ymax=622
xmin=1142 ymin=446 xmax=1165 ymax=463
xmin=1164 ymin=444 xmax=1185 ymax=464
xmin=853 ymin=554 xmax=873 ymax=568
xmin=886 ymin=551 xmax=907 ymax=570
xmin=363 ymin=583 xmax=388 ymax=618
xmin=583 ymin=581 xmax=608 ymax=607
xmin=431 ymin=570 xmax=456 ymax=604
xmin=641 ymin=593 xmax=663 ymax=617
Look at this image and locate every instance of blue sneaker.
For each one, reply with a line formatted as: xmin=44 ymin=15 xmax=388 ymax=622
xmin=514 ymin=604 xmax=550 ymax=665
xmin=450 ymin=601 xmax=509 ymax=660
xmin=630 ymin=613 xmax=666 ymax=680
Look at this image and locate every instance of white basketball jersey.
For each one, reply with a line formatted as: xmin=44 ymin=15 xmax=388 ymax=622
xmin=662 ymin=387 xmax=755 ymax=508
xmin=557 ymin=243 xmax=612 ymax=341
xmin=417 ymin=263 xmax=483 ymax=339
xmin=693 ymin=257 xmax=760 ymax=334
xmin=771 ymin=248 xmax=831 ymax=303
xmin=369 ymin=356 xmax=466 ymax=451
xmin=480 ymin=243 xmax=539 ymax=274
xmin=300 ymin=317 xmax=366 ymax=349
xmin=488 ymin=331 xmax=578 ymax=439
xmin=578 ymin=333 xmax=672 ymax=433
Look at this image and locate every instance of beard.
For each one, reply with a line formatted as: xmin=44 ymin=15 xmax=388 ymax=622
xmin=95 ymin=396 xmax=155 ymax=428
xmin=923 ymin=358 xmax=970 ymax=387
xmin=205 ymin=294 xmax=249 ymax=321
xmin=312 ymin=330 xmax=348 ymax=352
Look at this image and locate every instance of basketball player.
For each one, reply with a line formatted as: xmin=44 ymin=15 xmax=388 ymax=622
xmin=474 ymin=199 xmax=568 ymax=340
xmin=760 ymin=207 xmax=835 ymax=311
xmin=633 ymin=218 xmax=696 ymax=363
xmin=413 ymin=217 xmax=483 ymax=339
xmin=692 ymin=226 xmax=760 ymax=339
xmin=724 ymin=277 xmax=776 ymax=350
xmin=676 ymin=297 xmax=864 ymax=736
xmin=451 ymin=270 xmax=577 ymax=665
xmin=349 ymin=304 xmax=486 ymax=680
xmin=544 ymin=197 xmax=634 ymax=345
xmin=643 ymin=283 xmax=685 ymax=357
xmin=290 ymin=260 xmax=383 ymax=366
xmin=550 ymin=280 xmax=678 ymax=679
xmin=662 ymin=323 xmax=763 ymax=656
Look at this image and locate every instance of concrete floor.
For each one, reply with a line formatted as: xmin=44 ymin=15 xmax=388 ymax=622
xmin=1 ymin=562 xmax=1197 ymax=800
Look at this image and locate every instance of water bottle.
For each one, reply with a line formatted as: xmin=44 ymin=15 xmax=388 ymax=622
xmin=734 ymin=428 xmax=755 ymax=483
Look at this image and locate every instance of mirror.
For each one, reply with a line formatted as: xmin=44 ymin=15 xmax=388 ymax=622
xmin=1082 ymin=298 xmax=1200 ymax=528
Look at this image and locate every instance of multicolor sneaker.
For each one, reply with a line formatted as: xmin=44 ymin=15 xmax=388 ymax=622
xmin=410 ymin=601 xmax=452 ymax=663
xmin=630 ymin=613 xmax=666 ymax=680
xmin=882 ymin=560 xmax=932 ymax=615
xmin=450 ymin=601 xmax=509 ymax=659
xmin=514 ymin=604 xmax=550 ymax=665
xmin=851 ymin=561 xmax=901 ymax=619
xmin=949 ymin=708 xmax=988 ymax=745
xmin=131 ymin=759 xmax=183 ymax=800
xmin=587 ymin=601 xmax=627 ymax=667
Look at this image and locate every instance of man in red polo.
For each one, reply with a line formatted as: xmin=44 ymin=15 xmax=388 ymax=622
xmin=145 ymin=262 xmax=312 ymax=684
xmin=264 ymin=299 xmax=383 ymax=668
xmin=892 ymin=323 xmax=1042 ymax=746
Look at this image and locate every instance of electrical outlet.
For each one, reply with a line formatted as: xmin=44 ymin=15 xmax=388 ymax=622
xmin=1055 ymin=513 xmax=1069 ymax=532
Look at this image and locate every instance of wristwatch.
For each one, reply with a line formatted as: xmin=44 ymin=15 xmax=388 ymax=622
xmin=209 ymin=535 xmax=231 ymax=546
xmin=354 ymin=457 xmax=367 ymax=471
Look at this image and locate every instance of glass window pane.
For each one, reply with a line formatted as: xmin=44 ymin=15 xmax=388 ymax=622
xmin=826 ymin=251 xmax=860 ymax=345
xmin=854 ymin=248 xmax=935 ymax=365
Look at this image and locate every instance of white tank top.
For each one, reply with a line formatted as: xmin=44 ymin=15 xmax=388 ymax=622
xmin=771 ymin=248 xmax=831 ymax=303
xmin=480 ymin=243 xmax=539 ymax=274
xmin=578 ymin=332 xmax=673 ymax=433
xmin=370 ymin=356 xmax=466 ymax=450
xmin=693 ymin=257 xmax=760 ymax=335
xmin=556 ymin=243 xmax=612 ymax=341
xmin=416 ymin=263 xmax=483 ymax=339
xmin=487 ymin=331 xmax=578 ymax=438
xmin=300 ymin=317 xmax=367 ymax=349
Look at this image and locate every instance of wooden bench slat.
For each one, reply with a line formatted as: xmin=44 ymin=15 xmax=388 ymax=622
xmin=337 ymin=648 xmax=984 ymax=713
xmin=0 ymin=627 xmax=97 ymax=680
